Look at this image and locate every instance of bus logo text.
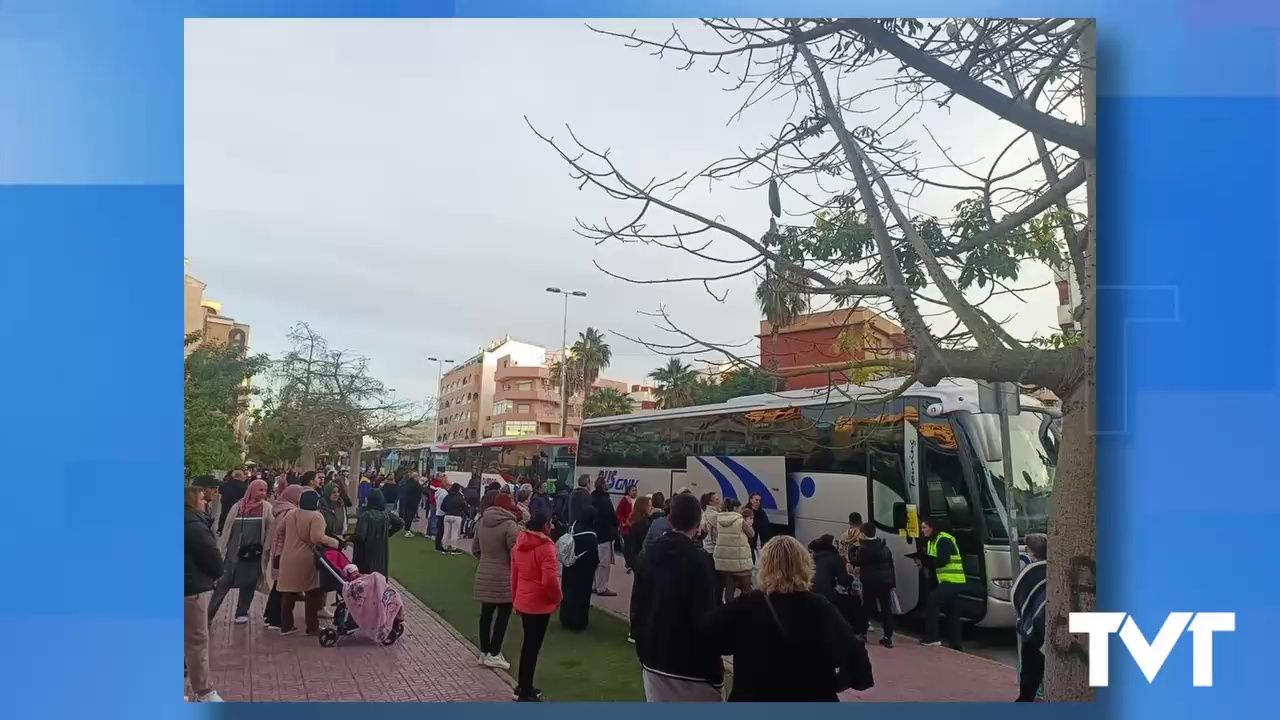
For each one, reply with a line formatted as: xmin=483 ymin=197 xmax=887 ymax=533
xmin=596 ymin=470 xmax=638 ymax=495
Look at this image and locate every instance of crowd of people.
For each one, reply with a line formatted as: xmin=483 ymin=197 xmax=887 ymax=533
xmin=183 ymin=467 xmax=409 ymax=702
xmin=186 ymin=466 xmax=1048 ymax=703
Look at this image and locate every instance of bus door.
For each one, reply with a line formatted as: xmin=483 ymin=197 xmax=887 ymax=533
xmin=916 ymin=405 xmax=987 ymax=622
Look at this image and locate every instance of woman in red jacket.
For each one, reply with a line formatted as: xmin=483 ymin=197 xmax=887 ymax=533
xmin=510 ymin=513 xmax=562 ymax=701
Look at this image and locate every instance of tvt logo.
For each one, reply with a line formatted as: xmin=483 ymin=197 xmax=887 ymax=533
xmin=595 ymin=470 xmax=638 ymax=495
xmin=1069 ymin=612 xmax=1235 ymax=687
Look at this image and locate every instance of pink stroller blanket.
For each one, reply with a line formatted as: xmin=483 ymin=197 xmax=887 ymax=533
xmin=342 ymin=571 xmax=404 ymax=644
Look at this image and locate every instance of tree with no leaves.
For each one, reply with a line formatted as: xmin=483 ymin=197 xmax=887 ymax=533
xmin=269 ymin=322 xmax=434 ymax=498
xmin=532 ymin=18 xmax=1095 ymax=699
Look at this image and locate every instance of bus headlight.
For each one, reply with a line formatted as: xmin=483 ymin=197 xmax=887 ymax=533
xmin=992 ymin=578 xmax=1013 ymax=589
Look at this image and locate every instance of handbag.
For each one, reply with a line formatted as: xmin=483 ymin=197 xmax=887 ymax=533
xmin=762 ymin=593 xmax=874 ymax=694
xmin=238 ymin=542 xmax=264 ymax=562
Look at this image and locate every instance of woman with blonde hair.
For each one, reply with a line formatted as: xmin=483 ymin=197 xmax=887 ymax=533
xmin=705 ymin=535 xmax=871 ymax=702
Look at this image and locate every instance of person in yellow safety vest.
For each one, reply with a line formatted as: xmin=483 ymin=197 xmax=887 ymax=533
xmin=916 ymin=518 xmax=967 ymax=650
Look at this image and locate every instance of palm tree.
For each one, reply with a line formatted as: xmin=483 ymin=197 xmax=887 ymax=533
xmin=571 ymin=327 xmax=612 ymax=393
xmin=583 ymin=387 xmax=635 ymax=419
xmin=755 ymin=262 xmax=810 ymax=389
xmin=548 ymin=353 xmax=586 ymax=397
xmin=648 ymin=358 xmax=700 ymax=409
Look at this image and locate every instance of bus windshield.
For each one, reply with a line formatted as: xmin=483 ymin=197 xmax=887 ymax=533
xmin=964 ymin=410 xmax=1057 ymax=538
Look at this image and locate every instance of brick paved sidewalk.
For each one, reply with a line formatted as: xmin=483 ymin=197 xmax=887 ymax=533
xmin=574 ymin=545 xmax=1019 ymax=702
xmin=205 ymin=578 xmax=513 ymax=702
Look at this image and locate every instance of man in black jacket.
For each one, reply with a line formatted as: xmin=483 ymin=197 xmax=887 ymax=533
xmin=854 ymin=523 xmax=897 ymax=647
xmin=630 ymin=493 xmax=724 ymax=701
xmin=185 ymin=481 xmax=225 ymax=702
xmin=217 ymin=470 xmax=246 ymax=534
xmin=567 ymin=474 xmax=591 ymax=526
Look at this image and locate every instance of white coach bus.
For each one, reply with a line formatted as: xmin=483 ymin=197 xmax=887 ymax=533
xmin=576 ymin=377 xmax=1059 ymax=629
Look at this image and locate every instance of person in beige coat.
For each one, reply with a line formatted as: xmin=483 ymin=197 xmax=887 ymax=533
xmin=472 ymin=491 xmax=519 ymax=669
xmin=711 ymin=497 xmax=755 ymax=601
xmin=275 ymin=489 xmax=339 ymax=635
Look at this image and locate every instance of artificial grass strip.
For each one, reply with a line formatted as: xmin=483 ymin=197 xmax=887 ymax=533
xmin=388 ymin=535 xmax=645 ymax=701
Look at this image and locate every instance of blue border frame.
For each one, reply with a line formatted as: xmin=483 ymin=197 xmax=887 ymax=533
xmin=2 ymin=1 xmax=1276 ymax=718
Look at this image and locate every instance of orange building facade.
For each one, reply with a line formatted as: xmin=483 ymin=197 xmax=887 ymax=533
xmin=758 ymin=308 xmax=912 ymax=391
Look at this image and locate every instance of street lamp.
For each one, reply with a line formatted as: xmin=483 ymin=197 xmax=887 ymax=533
xmin=546 ymin=287 xmax=588 ymax=437
xmin=427 ymin=356 xmax=454 ymax=442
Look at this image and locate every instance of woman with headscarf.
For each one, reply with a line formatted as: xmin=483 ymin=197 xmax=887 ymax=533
xmin=318 ymin=483 xmax=344 ymax=540
xmin=317 ymin=482 xmax=347 ymax=619
xmin=209 ymin=479 xmax=273 ymax=626
xmin=263 ymin=485 xmax=307 ymax=629
xmin=276 ymin=489 xmax=340 ymax=635
xmin=353 ymin=488 xmax=404 ymax=578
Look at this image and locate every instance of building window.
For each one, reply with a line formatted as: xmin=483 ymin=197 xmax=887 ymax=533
xmin=517 ymin=404 xmax=531 ymax=414
xmin=1056 ymin=279 xmax=1071 ymax=307
xmin=517 ymin=381 xmax=533 ymax=392
xmin=499 ymin=421 xmax=536 ymax=437
xmin=493 ymin=400 xmax=514 ymax=416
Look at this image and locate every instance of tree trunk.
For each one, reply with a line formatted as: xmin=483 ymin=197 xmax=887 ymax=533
xmin=300 ymin=445 xmax=317 ymax=471
xmin=347 ymin=436 xmax=363 ymax=503
xmin=1045 ymin=18 xmax=1096 ymax=702
xmin=1043 ymin=375 xmax=1096 ymax=700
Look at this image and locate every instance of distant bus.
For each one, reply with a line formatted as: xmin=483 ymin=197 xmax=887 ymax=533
xmin=445 ymin=435 xmax=577 ymax=490
xmin=360 ymin=443 xmax=449 ymax=476
xmin=576 ymin=377 xmax=1059 ymax=629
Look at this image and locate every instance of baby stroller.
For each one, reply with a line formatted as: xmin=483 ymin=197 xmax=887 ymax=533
xmin=313 ymin=546 xmax=405 ymax=648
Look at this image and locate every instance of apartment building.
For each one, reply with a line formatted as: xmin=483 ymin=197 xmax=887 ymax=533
xmin=759 ymin=308 xmax=911 ymax=390
xmin=435 ymin=335 xmax=630 ymax=442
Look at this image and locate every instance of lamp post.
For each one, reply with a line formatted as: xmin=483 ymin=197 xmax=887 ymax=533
xmin=546 ymin=287 xmax=587 ymax=437
xmin=427 ymin=356 xmax=454 ymax=442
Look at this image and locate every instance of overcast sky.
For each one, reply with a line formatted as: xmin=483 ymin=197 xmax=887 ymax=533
xmin=186 ymin=19 xmax=1071 ymax=407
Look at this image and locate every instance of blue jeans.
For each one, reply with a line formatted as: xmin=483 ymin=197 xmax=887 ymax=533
xmin=427 ymin=508 xmax=439 ymax=536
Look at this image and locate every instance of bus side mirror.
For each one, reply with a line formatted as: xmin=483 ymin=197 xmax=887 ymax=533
xmin=891 ymin=502 xmax=908 ymax=530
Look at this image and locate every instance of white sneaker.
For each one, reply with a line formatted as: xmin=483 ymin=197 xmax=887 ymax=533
xmin=234 ymin=616 xmax=249 ymax=625
xmin=484 ymin=653 xmax=511 ymax=670
xmin=404 ymin=531 xmax=414 ymax=538
xmin=318 ymin=608 xmax=334 ymax=619
xmin=478 ymin=653 xmax=489 ymax=666
xmin=196 ymin=691 xmax=224 ymax=703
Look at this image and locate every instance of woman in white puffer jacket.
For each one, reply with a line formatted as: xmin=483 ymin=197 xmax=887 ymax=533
xmin=711 ymin=496 xmax=755 ymax=601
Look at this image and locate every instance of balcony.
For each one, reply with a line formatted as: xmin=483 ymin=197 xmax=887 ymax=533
xmin=492 ymin=410 xmax=539 ymax=423
xmin=495 ymin=364 xmax=550 ymax=382
xmin=494 ymin=387 xmax=558 ymax=403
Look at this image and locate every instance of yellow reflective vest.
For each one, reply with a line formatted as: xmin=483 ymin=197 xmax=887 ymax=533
xmin=927 ymin=531 xmax=966 ymax=584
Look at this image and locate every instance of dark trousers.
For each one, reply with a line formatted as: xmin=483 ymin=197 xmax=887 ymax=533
xmin=517 ymin=612 xmax=551 ymax=697
xmin=862 ymin=586 xmax=895 ymax=639
xmin=263 ymin=583 xmax=283 ymax=627
xmin=435 ymin=518 xmax=446 ymax=551
xmin=832 ymin=592 xmax=869 ymax=635
xmin=720 ymin=573 xmax=752 ymax=602
xmin=207 ymin=575 xmax=255 ymax=624
xmin=279 ymin=588 xmax=325 ymax=633
xmin=479 ymin=603 xmax=513 ymax=656
xmin=1017 ymin=641 xmax=1045 ymax=701
xmin=923 ymin=582 xmax=965 ymax=649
